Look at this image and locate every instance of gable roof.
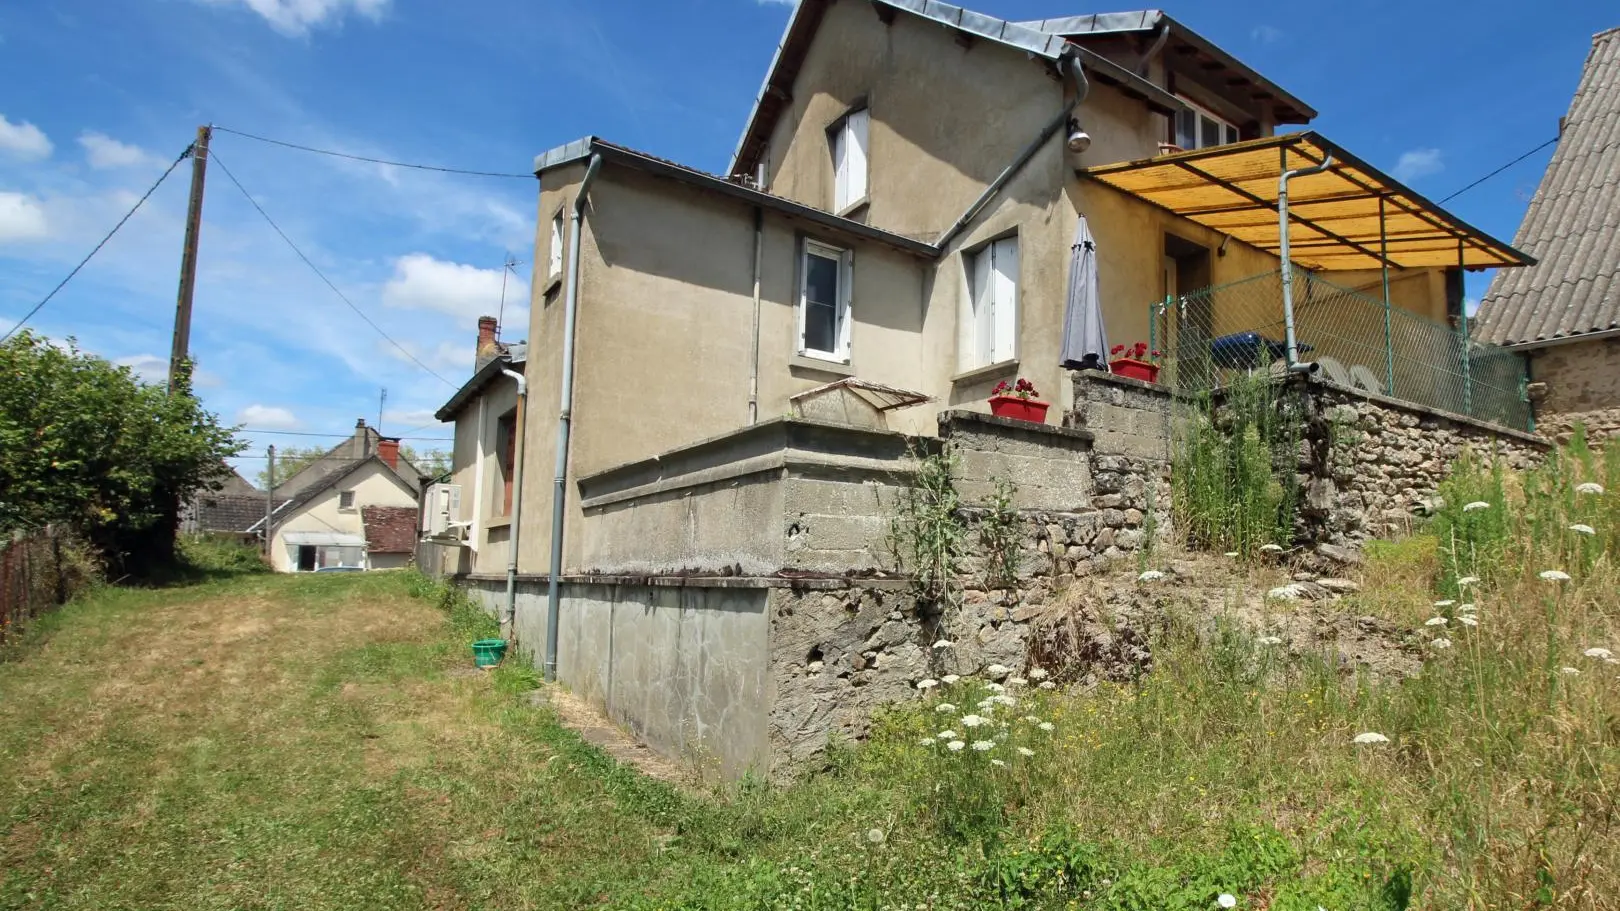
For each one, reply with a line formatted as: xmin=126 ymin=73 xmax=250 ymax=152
xmin=247 ymin=454 xmax=416 ymax=535
xmin=277 ymin=424 xmax=424 ymax=496
xmin=189 ymin=493 xmax=288 ymax=534
xmin=727 ymin=0 xmax=1279 ymax=179
xmin=437 ymin=350 xmax=525 ymax=423
xmin=1473 ymin=27 xmax=1620 ymax=347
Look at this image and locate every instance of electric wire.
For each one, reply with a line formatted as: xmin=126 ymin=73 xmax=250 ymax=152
xmin=242 ymin=428 xmax=451 ymax=440
xmin=213 ymin=125 xmax=534 ymax=179
xmin=208 ymin=148 xmax=456 ymax=388
xmin=1437 ymin=136 xmax=1559 ymax=205
xmin=1 ymin=144 xmax=194 ymax=343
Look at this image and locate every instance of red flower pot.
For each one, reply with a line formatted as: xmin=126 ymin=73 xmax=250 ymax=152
xmin=988 ymin=395 xmax=1050 ymax=423
xmin=1109 ymin=358 xmax=1161 ymax=384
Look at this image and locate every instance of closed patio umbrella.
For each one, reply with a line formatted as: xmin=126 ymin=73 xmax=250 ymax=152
xmin=1059 ymin=215 xmax=1109 ymax=371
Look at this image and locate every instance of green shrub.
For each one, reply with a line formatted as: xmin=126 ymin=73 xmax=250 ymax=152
xmin=1172 ymin=373 xmax=1301 ymax=556
xmin=176 ymin=534 xmax=270 ymax=575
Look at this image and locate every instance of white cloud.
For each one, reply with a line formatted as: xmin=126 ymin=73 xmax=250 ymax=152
xmin=1392 ymin=148 xmax=1444 ymax=183
xmin=239 ymin=404 xmax=300 ymax=429
xmin=380 ymin=253 xmax=528 ymax=327
xmin=0 ymin=114 xmax=51 ymax=161
xmin=1251 ymin=25 xmax=1283 ymax=44
xmin=78 ymin=132 xmax=166 ymax=170
xmin=0 ymin=191 xmax=50 ymax=243
xmin=198 ymin=0 xmax=389 ymax=36
xmin=114 ymin=353 xmax=169 ymax=384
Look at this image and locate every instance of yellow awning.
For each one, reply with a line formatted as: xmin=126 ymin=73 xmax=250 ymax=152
xmin=1080 ymin=132 xmax=1535 ymax=272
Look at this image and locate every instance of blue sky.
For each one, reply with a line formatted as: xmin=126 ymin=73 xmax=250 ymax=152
xmin=0 ymin=0 xmax=1613 ymax=475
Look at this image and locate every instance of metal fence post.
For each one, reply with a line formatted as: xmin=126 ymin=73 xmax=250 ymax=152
xmin=1379 ymin=196 xmax=1395 ymax=395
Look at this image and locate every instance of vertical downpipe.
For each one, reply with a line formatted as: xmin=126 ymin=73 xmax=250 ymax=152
xmin=545 ymin=153 xmax=603 ymax=682
xmin=1278 ymin=151 xmax=1334 ymax=369
xmin=1379 ymin=195 xmax=1395 ymax=395
xmin=1458 ymin=240 xmax=1472 ymax=417
xmin=748 ymin=203 xmax=764 ymax=424
xmin=500 ymin=368 xmax=526 ymax=638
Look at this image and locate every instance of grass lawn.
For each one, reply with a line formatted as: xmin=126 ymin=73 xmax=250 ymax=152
xmin=2 ymin=440 xmax=1618 ymax=910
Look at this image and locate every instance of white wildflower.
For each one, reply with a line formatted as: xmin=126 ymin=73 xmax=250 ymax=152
xmin=1023 ymin=715 xmax=1041 ymax=723
xmin=1218 ymin=894 xmax=1238 ymax=909
xmin=1583 ymin=647 xmax=1613 ymax=660
xmin=971 ymin=740 xmax=995 ymax=751
xmin=1425 ymin=617 xmax=1448 ymax=627
xmin=1039 ymin=680 xmax=1057 ymax=690
xmin=960 ymin=714 xmax=989 ymax=728
xmin=986 ymin=664 xmax=1010 ymax=676
xmin=918 ymin=737 xmax=935 ymax=746
xmin=1569 ymin=523 xmax=1596 ymax=536
xmin=1029 ymin=668 xmax=1048 ymax=680
xmin=1458 ymin=616 xmax=1479 ymax=627
xmin=1352 ymin=732 xmax=1390 ymax=744
xmin=1457 ymin=576 xmax=1480 ymax=587
xmin=1138 ymin=570 xmax=1166 ymax=582
xmin=1224 ymin=551 xmax=1240 ymax=558
xmin=1038 ymin=722 xmax=1055 ymax=732
xmin=1560 ymin=666 xmax=1581 ymax=676
xmin=932 ymin=639 xmax=954 ymax=649
xmin=1540 ymin=569 xmax=1571 ymax=582
xmin=1431 ymin=637 xmax=1453 ymax=649
xmin=941 ymin=674 xmax=960 ymax=684
xmin=977 ymin=698 xmax=997 ymax=710
xmin=916 ymin=679 xmax=939 ymax=690
xmin=1017 ymin=747 xmax=1035 ymax=757
xmin=1260 ymin=543 xmax=1284 ymax=553
xmin=1462 ymin=501 xmax=1491 ymax=512
xmin=1007 ymin=676 xmax=1028 ymax=687
xmin=992 ymin=694 xmax=1019 ymax=707
xmin=1459 ymin=603 xmax=1477 ymax=613
xmin=1575 ymin=482 xmax=1605 ymax=495
xmin=984 ymin=682 xmax=1006 ymax=694
xmin=867 ymin=828 xmax=885 ymax=845
xmin=1434 ymin=599 xmax=1456 ymax=608
xmin=990 ymin=758 xmax=1006 ymax=767
xmin=935 ymin=703 xmax=957 ymax=713
xmin=937 ymin=730 xmax=958 ymax=740
xmin=1258 ymin=635 xmax=1282 ymax=645
xmin=946 ymin=740 xmax=965 ymax=752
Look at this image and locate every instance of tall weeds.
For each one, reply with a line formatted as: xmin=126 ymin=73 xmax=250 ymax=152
xmin=1172 ymin=373 xmax=1302 ymax=556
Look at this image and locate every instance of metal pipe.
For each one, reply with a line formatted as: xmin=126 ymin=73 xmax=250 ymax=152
xmin=544 ymin=152 xmax=603 ymax=682
xmin=1278 ymin=152 xmax=1334 ymax=369
xmin=747 ymin=204 xmax=764 ymax=424
xmin=1135 ymin=23 xmax=1170 ymax=77
xmin=1379 ymin=195 xmax=1394 ymax=394
xmin=470 ymin=395 xmax=486 ymax=553
xmin=933 ymin=51 xmax=1088 ymax=251
xmin=499 ymin=367 xmax=526 ymax=639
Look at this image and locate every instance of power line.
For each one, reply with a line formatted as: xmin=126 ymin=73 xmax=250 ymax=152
xmin=213 ymin=125 xmax=534 ymax=180
xmin=1437 ymin=136 xmax=1559 ymax=205
xmin=1 ymin=144 xmax=194 ymax=343
xmin=208 ymin=148 xmax=456 ymax=388
xmin=240 ymin=428 xmax=451 ymax=440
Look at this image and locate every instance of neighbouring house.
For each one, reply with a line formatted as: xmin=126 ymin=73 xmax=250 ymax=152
xmin=180 ymin=467 xmax=280 ymax=543
xmin=433 ymin=0 xmax=1541 ymax=776
xmin=252 ymin=422 xmax=424 ymax=572
xmin=1473 ymin=26 xmax=1620 ymax=444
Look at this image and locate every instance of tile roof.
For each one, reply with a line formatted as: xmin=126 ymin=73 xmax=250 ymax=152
xmin=1474 ymin=27 xmax=1620 ymax=347
xmin=193 ymin=494 xmax=287 ymax=533
xmin=361 ymin=506 xmax=418 ymax=554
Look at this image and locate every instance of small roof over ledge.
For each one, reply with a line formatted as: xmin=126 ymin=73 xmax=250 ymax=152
xmin=1080 ymin=132 xmax=1535 ymax=271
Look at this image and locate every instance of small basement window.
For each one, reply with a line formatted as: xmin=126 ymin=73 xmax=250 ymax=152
xmin=798 ymin=240 xmax=852 ymax=362
xmin=1174 ymin=97 xmax=1241 ymax=151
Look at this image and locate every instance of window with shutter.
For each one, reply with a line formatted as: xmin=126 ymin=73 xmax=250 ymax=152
xmin=964 ymin=236 xmax=1019 ymax=370
xmin=496 ymin=412 xmax=516 ymax=517
xmin=830 ymin=107 xmax=870 ymax=212
xmin=548 ymin=212 xmax=564 ymax=278
xmin=799 ymin=240 xmax=852 ymax=362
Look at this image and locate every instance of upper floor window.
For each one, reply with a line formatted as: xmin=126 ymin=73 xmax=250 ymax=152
xmin=548 ymin=211 xmax=564 ymax=279
xmin=963 ymin=236 xmax=1019 ymax=369
xmin=338 ymin=490 xmax=356 ymax=510
xmin=1174 ymin=98 xmax=1240 ymax=151
xmin=829 ymin=107 xmax=869 ymax=213
xmin=799 ymin=240 xmax=852 ymax=362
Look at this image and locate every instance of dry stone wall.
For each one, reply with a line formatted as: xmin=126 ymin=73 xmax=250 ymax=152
xmin=1528 ymin=337 xmax=1620 ymax=445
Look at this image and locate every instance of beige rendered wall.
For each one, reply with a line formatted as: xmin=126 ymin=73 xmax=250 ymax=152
xmin=446 ymin=378 xmax=519 ymax=576
xmin=268 ymin=462 xmax=417 ymax=571
xmin=1531 ymin=337 xmax=1620 ymax=444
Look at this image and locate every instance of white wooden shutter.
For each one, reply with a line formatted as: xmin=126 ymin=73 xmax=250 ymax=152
xmin=797 ymin=243 xmax=811 ymax=353
xmin=838 ymin=249 xmax=854 ymax=359
xmin=549 ymin=214 xmax=563 ymax=275
xmin=833 ymin=125 xmax=850 ymax=210
xmin=846 ymin=109 xmax=869 ymax=205
xmin=971 ymin=245 xmax=994 ymax=367
xmin=990 ymin=237 xmax=1019 ymax=364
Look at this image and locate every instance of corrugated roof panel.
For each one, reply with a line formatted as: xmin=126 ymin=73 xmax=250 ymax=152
xmin=1475 ymin=28 xmax=1620 ymax=346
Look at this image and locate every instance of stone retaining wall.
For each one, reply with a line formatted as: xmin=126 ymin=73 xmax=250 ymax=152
xmin=1527 ymin=336 xmax=1620 ymax=445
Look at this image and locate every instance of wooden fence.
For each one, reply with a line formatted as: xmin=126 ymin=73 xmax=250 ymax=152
xmin=1 ymin=526 xmax=91 ymax=644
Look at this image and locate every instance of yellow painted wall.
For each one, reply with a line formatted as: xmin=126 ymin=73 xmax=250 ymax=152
xmin=268 ymin=460 xmax=418 ymax=572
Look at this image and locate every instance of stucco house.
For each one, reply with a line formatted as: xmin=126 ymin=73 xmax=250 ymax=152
xmin=1473 ymin=26 xmax=1620 ymax=444
xmin=432 ymin=0 xmax=1536 ymax=775
xmin=252 ymin=421 xmax=424 ymax=572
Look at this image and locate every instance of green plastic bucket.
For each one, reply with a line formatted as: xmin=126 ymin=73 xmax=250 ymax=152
xmin=471 ymin=638 xmax=508 ymax=668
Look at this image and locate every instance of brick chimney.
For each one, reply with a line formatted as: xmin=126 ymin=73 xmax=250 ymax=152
xmin=476 ymin=315 xmax=499 ymax=369
xmin=377 ymin=437 xmax=400 ymax=470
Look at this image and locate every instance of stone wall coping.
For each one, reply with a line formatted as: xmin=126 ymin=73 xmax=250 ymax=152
xmin=458 ymin=571 xmax=911 ymax=591
xmin=578 ymin=417 xmax=921 ymax=504
xmin=937 ymin=408 xmax=1095 ymax=444
xmin=1305 ymin=375 xmax=1547 ymax=447
xmin=579 ymin=446 xmax=918 ymax=511
xmin=1071 ymin=368 xmax=1174 ymax=397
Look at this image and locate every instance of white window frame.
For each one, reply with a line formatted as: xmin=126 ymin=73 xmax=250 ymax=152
xmin=797 ymin=239 xmax=853 ymax=363
xmin=961 ymin=235 xmax=1020 ymax=371
xmin=338 ymin=489 xmax=356 ymax=511
xmin=1174 ymin=97 xmax=1241 ymax=151
xmin=547 ymin=210 xmax=564 ymax=280
xmin=829 ymin=107 xmax=869 ymax=213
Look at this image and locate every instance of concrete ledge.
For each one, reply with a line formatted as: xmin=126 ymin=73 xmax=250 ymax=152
xmin=938 ymin=408 xmax=1094 ymax=443
xmin=458 ymin=571 xmax=911 ymax=591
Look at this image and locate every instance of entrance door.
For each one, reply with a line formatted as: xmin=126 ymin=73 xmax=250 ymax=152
xmin=1164 ymin=236 xmax=1213 ymax=389
xmin=296 ymin=545 xmax=317 ymax=572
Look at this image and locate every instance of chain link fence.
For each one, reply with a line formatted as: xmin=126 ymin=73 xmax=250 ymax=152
xmin=1149 ymin=269 xmax=1531 ymax=430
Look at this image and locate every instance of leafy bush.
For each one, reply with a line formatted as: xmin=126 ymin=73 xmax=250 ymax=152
xmin=1172 ymin=373 xmax=1301 ymax=556
xmin=177 ymin=534 xmax=270 ymax=575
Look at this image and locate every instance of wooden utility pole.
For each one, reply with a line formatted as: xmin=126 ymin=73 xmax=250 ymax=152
xmin=168 ymin=125 xmax=212 ymax=394
xmin=264 ymin=444 xmax=276 ymax=556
